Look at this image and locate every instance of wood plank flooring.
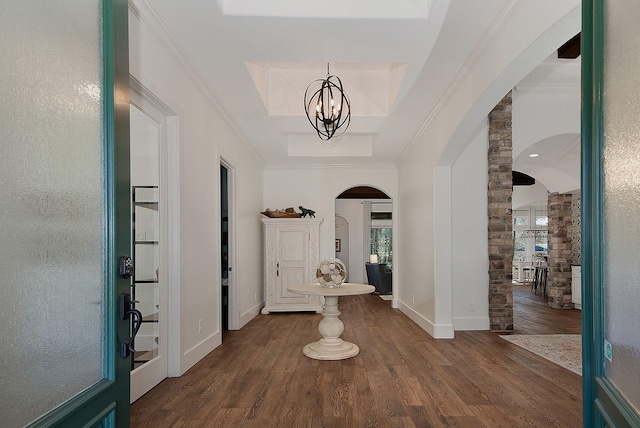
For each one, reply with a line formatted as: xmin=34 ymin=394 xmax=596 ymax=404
xmin=131 ymin=286 xmax=582 ymax=427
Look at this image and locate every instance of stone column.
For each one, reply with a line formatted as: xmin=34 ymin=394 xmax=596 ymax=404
xmin=487 ymin=92 xmax=513 ymax=332
xmin=547 ymin=192 xmax=573 ymax=309
xmin=570 ymin=194 xmax=581 ymax=265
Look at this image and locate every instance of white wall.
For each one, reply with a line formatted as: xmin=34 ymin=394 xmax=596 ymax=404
xmin=512 ymin=86 xmax=580 ymax=158
xmin=512 ymin=87 xmax=581 ymax=193
xmin=233 ymin=164 xmax=265 ymax=325
xmin=263 ymin=166 xmax=397 ymax=289
xmin=397 ymin=1 xmax=580 ymax=338
xmin=451 ymin=120 xmax=489 ymax=330
xmin=397 ymin=137 xmax=438 ymax=333
xmin=513 ymin=182 xmax=549 ymax=209
xmin=129 ymin=1 xmax=264 ymax=376
xmin=130 ymin=106 xmax=160 ymax=185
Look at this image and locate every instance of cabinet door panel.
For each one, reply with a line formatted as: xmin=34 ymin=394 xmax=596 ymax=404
xmin=278 ymin=267 xmax=310 ymax=302
xmin=279 ymin=230 xmax=307 ymax=262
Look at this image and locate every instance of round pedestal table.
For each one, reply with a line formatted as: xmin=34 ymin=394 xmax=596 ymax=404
xmin=287 ymin=283 xmax=375 ymax=360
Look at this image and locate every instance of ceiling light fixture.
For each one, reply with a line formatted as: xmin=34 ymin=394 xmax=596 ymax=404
xmin=304 ymin=63 xmax=351 ymax=140
xmin=529 ymin=153 xmax=539 ymax=158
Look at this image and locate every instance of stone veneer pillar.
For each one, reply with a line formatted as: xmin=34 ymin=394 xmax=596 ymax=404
xmin=487 ymin=92 xmax=513 ymax=332
xmin=570 ymin=194 xmax=581 ymax=265
xmin=547 ymin=192 xmax=573 ymax=309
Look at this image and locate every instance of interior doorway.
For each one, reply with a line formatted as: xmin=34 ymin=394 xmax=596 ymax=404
xmin=334 ymin=186 xmax=393 ymax=296
xmin=220 ymin=159 xmax=238 ymax=333
xmin=129 ymin=92 xmax=170 ymax=402
xmin=220 ymin=164 xmax=229 ymax=335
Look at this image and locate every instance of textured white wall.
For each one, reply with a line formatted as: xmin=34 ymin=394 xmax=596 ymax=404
xmin=130 ymin=1 xmax=264 ymax=375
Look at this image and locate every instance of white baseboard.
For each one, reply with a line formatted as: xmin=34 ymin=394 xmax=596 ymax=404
xmin=179 ymin=332 xmax=221 ymax=376
xmin=238 ymin=301 xmax=263 ymax=329
xmin=453 ymin=316 xmax=490 ymax=331
xmin=176 ymin=302 xmax=263 ymax=376
xmin=397 ymin=300 xmax=454 ymax=339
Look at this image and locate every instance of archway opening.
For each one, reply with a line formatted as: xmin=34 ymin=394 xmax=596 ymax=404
xmin=335 ymin=186 xmax=393 ymax=297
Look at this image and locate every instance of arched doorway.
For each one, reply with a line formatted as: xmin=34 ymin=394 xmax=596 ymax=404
xmin=335 ymin=186 xmax=393 ymax=297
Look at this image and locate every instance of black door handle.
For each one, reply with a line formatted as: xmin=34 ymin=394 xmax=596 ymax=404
xmin=119 ymin=292 xmax=143 ymax=359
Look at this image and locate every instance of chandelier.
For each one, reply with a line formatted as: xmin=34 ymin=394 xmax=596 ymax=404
xmin=304 ymin=63 xmax=351 ymax=140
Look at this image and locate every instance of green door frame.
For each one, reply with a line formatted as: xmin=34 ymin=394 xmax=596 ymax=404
xmin=581 ymin=1 xmax=598 ymax=425
xmin=582 ymin=0 xmax=640 ymax=426
xmin=25 ymin=0 xmax=131 ymax=426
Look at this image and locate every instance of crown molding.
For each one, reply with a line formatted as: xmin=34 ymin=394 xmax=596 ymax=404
xmin=128 ymin=0 xmax=265 ymax=168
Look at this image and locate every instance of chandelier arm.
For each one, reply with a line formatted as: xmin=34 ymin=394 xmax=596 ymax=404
xmin=303 ymin=72 xmax=351 ymax=140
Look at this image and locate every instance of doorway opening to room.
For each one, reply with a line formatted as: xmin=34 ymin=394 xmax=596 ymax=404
xmin=335 ymin=186 xmax=393 ymax=298
xmin=220 ymin=159 xmax=238 ymax=334
xmin=488 ymin=38 xmax=582 ymax=335
xmin=510 ymin=158 xmax=581 ymax=335
xmin=511 ymin=199 xmax=549 ymax=294
xmin=129 ymin=88 xmax=174 ymax=402
xmin=221 ymin=164 xmax=229 ymax=335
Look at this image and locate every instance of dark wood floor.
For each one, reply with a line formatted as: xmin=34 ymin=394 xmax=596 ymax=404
xmin=512 ymin=283 xmax=581 ymax=335
xmin=131 ymin=285 xmax=582 ymax=427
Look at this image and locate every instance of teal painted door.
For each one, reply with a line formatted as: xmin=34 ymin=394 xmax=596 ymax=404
xmin=583 ymin=0 xmax=640 ymax=426
xmin=0 ymin=0 xmax=130 ymax=427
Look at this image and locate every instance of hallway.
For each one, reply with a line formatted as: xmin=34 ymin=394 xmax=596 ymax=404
xmin=131 ymin=290 xmax=582 ymax=427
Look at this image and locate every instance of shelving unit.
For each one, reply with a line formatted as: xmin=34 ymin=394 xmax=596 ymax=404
xmin=131 ymin=186 xmax=160 ymax=370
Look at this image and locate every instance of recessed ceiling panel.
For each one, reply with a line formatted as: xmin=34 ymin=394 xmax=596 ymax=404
xmin=287 ymin=134 xmax=373 ymax=157
xmin=246 ymin=62 xmax=406 ymax=117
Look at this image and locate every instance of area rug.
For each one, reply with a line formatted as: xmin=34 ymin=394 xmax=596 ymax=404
xmin=499 ymin=334 xmax=582 ymax=375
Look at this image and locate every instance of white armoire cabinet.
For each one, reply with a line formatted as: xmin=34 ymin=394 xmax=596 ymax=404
xmin=261 ymin=218 xmax=324 ymax=314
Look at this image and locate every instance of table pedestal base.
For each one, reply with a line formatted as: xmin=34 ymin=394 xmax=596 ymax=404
xmin=303 ymin=295 xmax=360 ymax=360
xmin=303 ymin=340 xmax=359 ymax=360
